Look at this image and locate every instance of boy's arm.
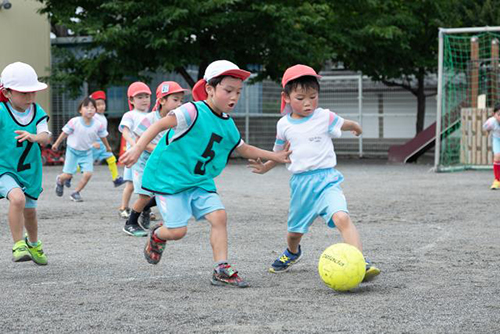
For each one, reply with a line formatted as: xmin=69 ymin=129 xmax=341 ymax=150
xmin=341 ymin=120 xmax=362 ymax=136
xmin=236 ymin=142 xmax=291 ymax=164
xmin=100 ymin=136 xmax=112 ymax=152
xmin=14 ymin=130 xmax=51 ymax=146
xmin=247 ymin=159 xmax=278 ymax=174
xmin=121 ymin=126 xmax=136 ymax=147
xmin=120 ymin=114 xmax=177 ymax=167
xmin=51 ymin=132 xmax=68 ymax=150
xmin=483 ymin=117 xmax=496 ymax=132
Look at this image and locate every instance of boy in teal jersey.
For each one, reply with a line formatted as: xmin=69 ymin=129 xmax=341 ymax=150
xmin=0 ymin=62 xmax=51 ymax=265
xmin=121 ymin=60 xmax=291 ymax=288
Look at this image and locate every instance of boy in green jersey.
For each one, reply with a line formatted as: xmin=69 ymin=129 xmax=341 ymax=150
xmin=0 ymin=62 xmax=51 ymax=265
xmin=121 ymin=60 xmax=291 ymax=287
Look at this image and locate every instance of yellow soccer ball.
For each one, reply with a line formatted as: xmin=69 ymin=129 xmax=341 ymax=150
xmin=318 ymin=243 xmax=366 ymax=292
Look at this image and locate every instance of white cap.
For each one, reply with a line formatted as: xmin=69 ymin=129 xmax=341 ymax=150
xmin=203 ymin=60 xmax=250 ymax=81
xmin=0 ymin=62 xmax=48 ymax=92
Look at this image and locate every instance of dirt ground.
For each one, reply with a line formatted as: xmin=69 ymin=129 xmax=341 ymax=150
xmin=0 ymin=160 xmax=499 ymax=333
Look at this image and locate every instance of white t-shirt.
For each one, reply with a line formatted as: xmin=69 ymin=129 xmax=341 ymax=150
xmin=273 ymin=107 xmax=344 ymax=174
xmin=7 ymin=102 xmax=49 ymax=134
xmin=133 ymin=111 xmax=166 ymax=149
xmin=119 ymin=109 xmax=148 ymax=149
xmin=62 ymin=116 xmax=108 ymax=151
xmin=483 ymin=117 xmax=500 ymax=138
xmin=94 ymin=113 xmax=108 ymax=130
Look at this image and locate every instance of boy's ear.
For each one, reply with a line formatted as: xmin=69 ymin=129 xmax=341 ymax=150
xmin=206 ymin=84 xmax=215 ymax=97
xmin=281 ymin=91 xmax=290 ymax=104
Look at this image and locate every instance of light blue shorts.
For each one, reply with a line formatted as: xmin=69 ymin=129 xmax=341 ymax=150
xmin=0 ymin=174 xmax=37 ymax=208
xmin=493 ymin=136 xmax=500 ymax=154
xmin=156 ymin=188 xmax=225 ymax=229
xmin=132 ymin=152 xmax=152 ymax=196
xmin=123 ymin=166 xmax=133 ymax=182
xmin=92 ymin=140 xmax=113 ymax=161
xmin=288 ymin=168 xmax=348 ymax=234
xmin=63 ymin=147 xmax=93 ymax=174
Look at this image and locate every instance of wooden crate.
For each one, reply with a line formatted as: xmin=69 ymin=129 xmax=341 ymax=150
xmin=460 ymin=108 xmax=493 ymax=165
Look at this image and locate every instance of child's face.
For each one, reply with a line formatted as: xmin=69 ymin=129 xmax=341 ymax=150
xmin=207 ymin=77 xmax=243 ymax=114
xmin=95 ymin=99 xmax=106 ymax=114
xmin=494 ymin=110 xmax=500 ymax=122
xmin=130 ymin=93 xmax=151 ymax=112
xmin=283 ymin=85 xmax=319 ymax=118
xmin=4 ymin=89 xmax=36 ymax=112
xmin=160 ymin=93 xmax=184 ymax=116
xmin=79 ymin=103 xmax=96 ymax=119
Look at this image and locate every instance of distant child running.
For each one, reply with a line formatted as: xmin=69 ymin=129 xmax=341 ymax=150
xmin=90 ymin=90 xmax=125 ymax=187
xmin=53 ymin=97 xmax=112 ymax=202
xmin=121 ymin=60 xmax=291 ymax=288
xmin=248 ymin=64 xmax=380 ymax=281
xmin=123 ymin=81 xmax=187 ymax=237
xmin=118 ymin=82 xmax=151 ymax=219
xmin=483 ymin=102 xmax=500 ymax=190
xmin=0 ymin=62 xmax=50 ymax=265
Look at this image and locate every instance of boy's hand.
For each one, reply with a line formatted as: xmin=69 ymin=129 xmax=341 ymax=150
xmin=119 ymin=146 xmax=141 ymax=167
xmin=272 ymin=148 xmax=292 ymax=164
xmin=51 ymin=144 xmax=59 ymax=151
xmin=105 ymin=145 xmax=112 ymax=152
xmin=351 ymin=124 xmax=362 ymax=136
xmin=14 ymin=130 xmax=34 ymax=143
xmin=248 ymin=158 xmax=268 ymax=174
xmin=92 ymin=142 xmax=101 ymax=149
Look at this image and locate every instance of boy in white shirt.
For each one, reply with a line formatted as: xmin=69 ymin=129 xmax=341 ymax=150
xmin=249 ymin=64 xmax=380 ymax=281
xmin=483 ymin=103 xmax=500 ymax=189
xmin=53 ymin=97 xmax=111 ymax=202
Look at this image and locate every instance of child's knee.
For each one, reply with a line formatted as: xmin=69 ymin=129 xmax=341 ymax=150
xmin=332 ymin=211 xmax=351 ymax=230
xmin=207 ymin=210 xmax=227 ymax=227
xmin=168 ymin=227 xmax=187 ymax=240
xmin=8 ymin=189 xmax=26 ymax=208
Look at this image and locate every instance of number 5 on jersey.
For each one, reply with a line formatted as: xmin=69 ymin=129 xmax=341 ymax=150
xmin=194 ymin=133 xmax=223 ymax=175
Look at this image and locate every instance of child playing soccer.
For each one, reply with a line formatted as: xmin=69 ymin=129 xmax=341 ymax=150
xmin=53 ymin=97 xmax=112 ymax=202
xmin=0 ymin=62 xmax=50 ymax=265
xmin=118 ymin=82 xmax=151 ymax=219
xmin=90 ymin=90 xmax=125 ymax=187
xmin=120 ymin=60 xmax=291 ymax=288
xmin=483 ymin=102 xmax=500 ymax=189
xmin=248 ymin=64 xmax=380 ymax=281
xmin=123 ymin=81 xmax=187 ymax=236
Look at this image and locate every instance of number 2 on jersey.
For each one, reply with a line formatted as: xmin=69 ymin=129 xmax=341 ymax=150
xmin=17 ymin=140 xmax=33 ymax=172
xmin=194 ymin=133 xmax=223 ymax=175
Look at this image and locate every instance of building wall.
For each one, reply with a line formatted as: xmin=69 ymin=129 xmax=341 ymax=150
xmin=0 ymin=0 xmax=51 ymax=116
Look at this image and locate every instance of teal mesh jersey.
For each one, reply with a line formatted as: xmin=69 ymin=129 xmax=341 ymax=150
xmin=142 ymin=101 xmax=241 ymax=195
xmin=0 ymin=102 xmax=48 ymax=200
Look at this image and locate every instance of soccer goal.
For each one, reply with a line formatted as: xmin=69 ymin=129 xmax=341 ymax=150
xmin=435 ymin=26 xmax=500 ymax=172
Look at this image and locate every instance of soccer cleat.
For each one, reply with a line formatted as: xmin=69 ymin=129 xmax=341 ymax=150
xmin=138 ymin=209 xmax=151 ymax=230
xmin=211 ymin=263 xmax=249 ymax=288
xmin=25 ymin=237 xmax=48 ymax=265
xmin=144 ymin=224 xmax=166 ymax=264
xmin=113 ymin=176 xmax=126 ymax=187
xmin=12 ymin=240 xmax=31 ymax=262
xmin=269 ymin=246 xmax=302 ymax=273
xmin=64 ymin=178 xmax=71 ymax=188
xmin=70 ymin=192 xmax=83 ymax=202
xmin=119 ymin=208 xmax=131 ymax=219
xmin=363 ymin=260 xmax=380 ymax=282
xmin=490 ymin=180 xmax=500 ymax=190
xmin=55 ymin=176 xmax=64 ymax=197
xmin=123 ymin=223 xmax=148 ymax=237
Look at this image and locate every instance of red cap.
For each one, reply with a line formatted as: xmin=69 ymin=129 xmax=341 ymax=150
xmin=127 ymin=82 xmax=151 ymax=110
xmin=90 ymin=90 xmax=106 ymax=101
xmin=280 ymin=64 xmax=321 ymax=114
xmin=192 ymin=60 xmax=251 ymax=101
xmin=153 ymin=81 xmax=189 ymax=111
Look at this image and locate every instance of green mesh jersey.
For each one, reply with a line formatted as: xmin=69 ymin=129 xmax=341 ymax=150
xmin=142 ymin=101 xmax=241 ymax=194
xmin=0 ymin=102 xmax=48 ymax=199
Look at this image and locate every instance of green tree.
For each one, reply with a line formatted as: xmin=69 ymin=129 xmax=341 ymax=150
xmin=38 ymin=0 xmax=333 ymax=93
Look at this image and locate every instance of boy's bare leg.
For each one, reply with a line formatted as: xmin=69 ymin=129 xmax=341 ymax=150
xmin=332 ymin=211 xmax=362 ymax=251
xmin=286 ymin=232 xmax=303 ymax=254
xmin=74 ymin=172 xmax=92 ymax=193
xmin=205 ymin=210 xmax=228 ymax=262
xmin=120 ymin=181 xmax=134 ymax=210
xmin=24 ymin=208 xmax=38 ymax=243
xmin=8 ymin=188 xmax=26 ymax=242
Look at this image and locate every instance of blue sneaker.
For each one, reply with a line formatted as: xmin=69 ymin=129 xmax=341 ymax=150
xmin=113 ymin=176 xmax=126 ymax=187
xmin=269 ymin=246 xmax=302 ymax=273
xmin=363 ymin=259 xmax=381 ymax=282
xmin=55 ymin=176 xmax=64 ymax=197
xmin=64 ymin=178 xmax=71 ymax=188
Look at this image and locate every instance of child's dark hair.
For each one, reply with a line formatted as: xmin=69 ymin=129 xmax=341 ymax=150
xmin=494 ymin=102 xmax=500 ymax=113
xmin=207 ymin=75 xmax=240 ymax=87
xmin=78 ymin=97 xmax=97 ymax=112
xmin=283 ymin=76 xmax=320 ymax=96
